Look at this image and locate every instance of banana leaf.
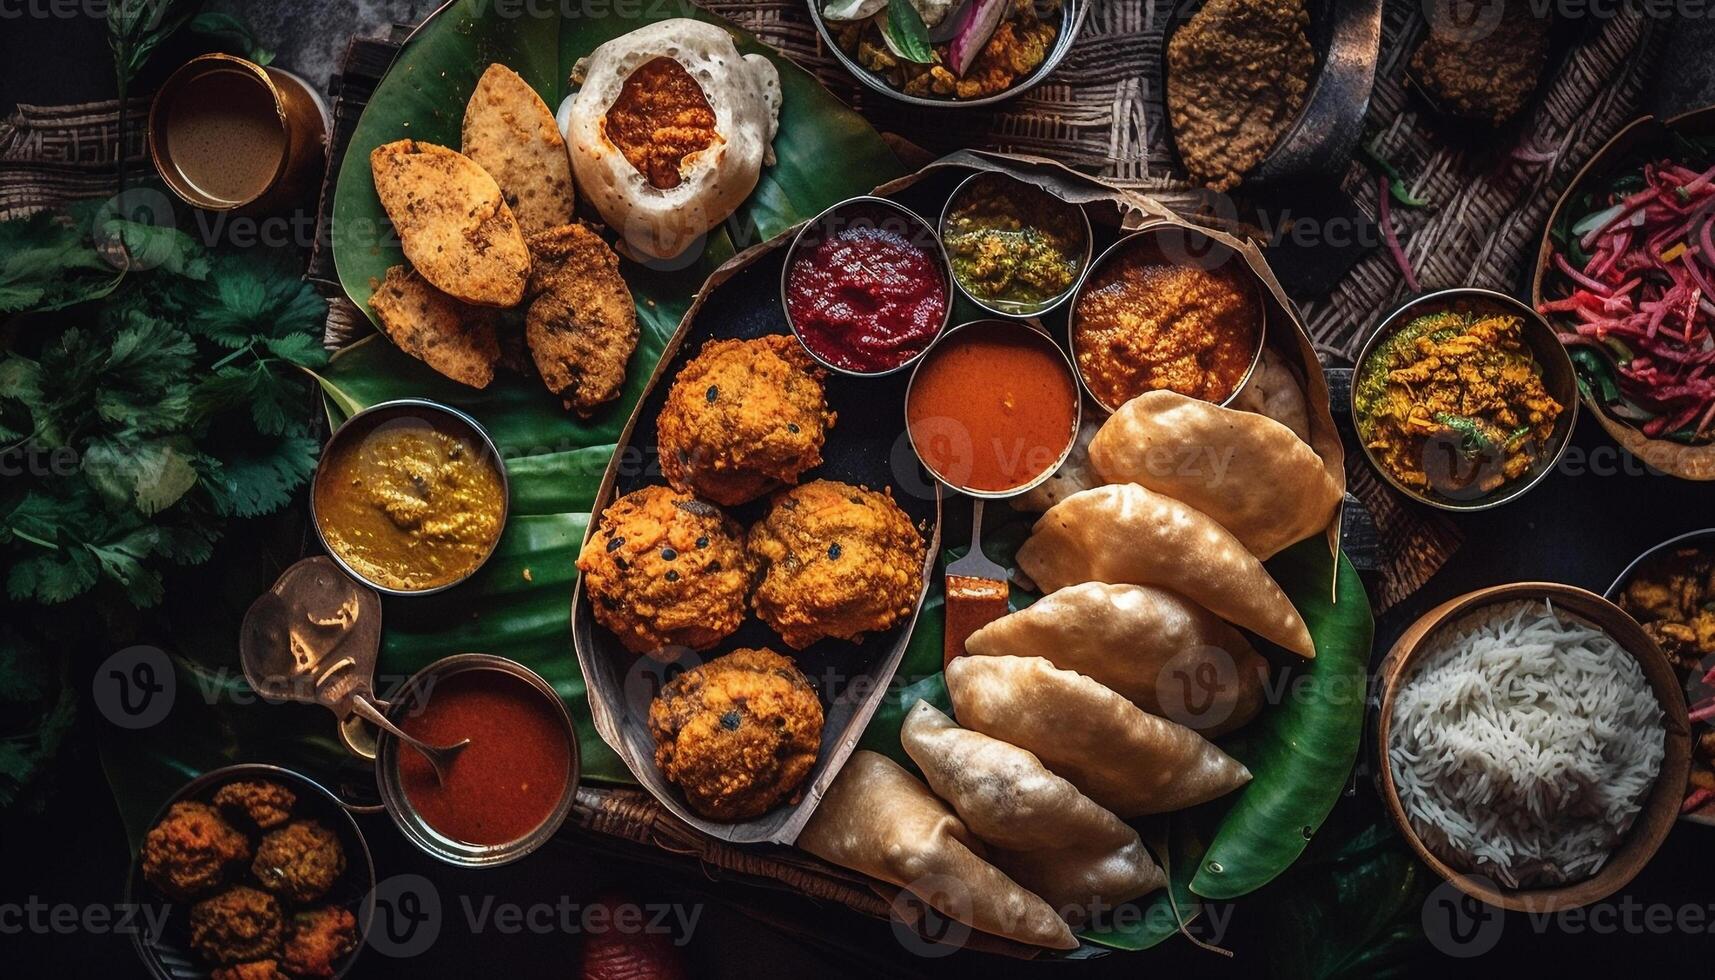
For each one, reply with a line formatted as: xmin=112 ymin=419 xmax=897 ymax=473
xmin=98 ymin=0 xmax=904 ymax=840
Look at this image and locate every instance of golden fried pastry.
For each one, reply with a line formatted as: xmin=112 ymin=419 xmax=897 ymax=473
xmin=747 ymin=480 xmax=925 ymax=649
xmin=648 ymin=648 xmax=823 ymax=820
xmin=462 ymin=64 xmax=575 ymax=238
xmin=252 ymin=820 xmax=345 ymax=904
xmin=281 ymin=906 xmax=358 ymax=978
xmin=190 ymin=886 xmax=284 ymax=965
xmin=213 ymin=779 xmax=297 ymax=830
xmin=577 ymin=485 xmax=753 ymax=658
xmin=369 ymin=140 xmax=529 ymax=307
xmin=369 ymin=265 xmax=501 ymax=388
xmin=657 ymin=335 xmax=835 ymax=506
xmin=141 ymin=801 xmax=251 ymax=901
xmin=524 ymin=223 xmax=639 ymax=416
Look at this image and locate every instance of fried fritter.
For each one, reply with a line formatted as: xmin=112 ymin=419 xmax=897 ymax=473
xmin=141 ymin=801 xmax=251 ymax=901
xmin=190 ymin=886 xmax=284 ymax=965
xmin=213 ymin=780 xmax=297 ymax=831
xmin=281 ymin=906 xmax=358 ymax=978
xmin=252 ymin=820 xmax=346 ymax=904
xmin=369 ymin=140 xmax=530 ymax=308
xmin=648 ymin=648 xmax=823 ymax=821
xmin=462 ymin=63 xmax=575 ymax=237
xmin=524 ymin=223 xmax=639 ymax=416
xmin=577 ymin=485 xmax=753 ymax=658
xmin=657 ymin=335 xmax=835 ymax=506
xmin=212 ymin=961 xmax=288 ymax=980
xmin=747 ymin=480 xmax=925 ymax=649
xmin=370 ymin=265 xmax=502 ymax=388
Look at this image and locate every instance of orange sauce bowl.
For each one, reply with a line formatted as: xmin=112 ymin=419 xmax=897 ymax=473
xmin=904 ymin=319 xmax=1082 ymax=499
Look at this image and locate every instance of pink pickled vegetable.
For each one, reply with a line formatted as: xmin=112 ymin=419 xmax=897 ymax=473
xmin=947 ymin=0 xmax=1007 ymax=77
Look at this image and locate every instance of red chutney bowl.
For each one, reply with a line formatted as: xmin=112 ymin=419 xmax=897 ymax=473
xmin=781 ymin=196 xmax=953 ymax=377
xmin=376 ymin=654 xmax=579 ymax=867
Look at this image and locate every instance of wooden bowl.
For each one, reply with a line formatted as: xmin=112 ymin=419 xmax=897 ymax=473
xmin=1375 ymin=582 xmax=1692 ymax=912
xmin=1531 ymin=105 xmax=1715 ymax=479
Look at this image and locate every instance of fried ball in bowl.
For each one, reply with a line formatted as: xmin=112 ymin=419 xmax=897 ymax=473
xmin=190 ymin=886 xmax=284 ymax=965
xmin=648 ymin=648 xmax=824 ymax=821
xmin=282 ymin=906 xmax=359 ymax=978
xmin=252 ymin=820 xmax=346 ymax=904
xmin=747 ymin=480 xmax=926 ymax=649
xmin=213 ymin=779 xmax=296 ymax=830
xmin=141 ymin=801 xmax=252 ymax=901
xmin=578 ymin=485 xmax=753 ymax=658
xmin=657 ymin=336 xmax=835 ymax=506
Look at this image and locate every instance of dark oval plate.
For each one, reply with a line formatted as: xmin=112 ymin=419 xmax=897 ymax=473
xmin=572 ymin=206 xmax=944 ymax=845
xmin=125 ymin=763 xmax=376 ymax=980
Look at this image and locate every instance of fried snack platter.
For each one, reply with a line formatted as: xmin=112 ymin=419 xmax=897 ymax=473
xmin=572 ymin=224 xmax=943 ymax=845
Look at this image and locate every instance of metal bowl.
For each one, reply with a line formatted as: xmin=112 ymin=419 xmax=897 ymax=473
xmin=1351 ymin=287 xmax=1579 ymax=512
xmin=806 ymin=0 xmax=1086 ymax=109
xmin=903 ymin=318 xmax=1083 ymax=498
xmin=1375 ymin=582 xmax=1691 ymax=913
xmin=126 ymin=763 xmax=377 ymax=980
xmin=310 ymin=398 xmax=509 ymax=596
xmin=936 ymin=171 xmax=1093 ymax=319
xmin=1066 ymin=220 xmax=1267 ymax=414
xmin=375 ymin=654 xmax=580 ymax=867
xmin=781 ymin=195 xmax=953 ymax=378
xmin=1604 ymin=527 xmax=1715 ymax=827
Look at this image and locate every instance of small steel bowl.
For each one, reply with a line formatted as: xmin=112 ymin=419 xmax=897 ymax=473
xmin=126 ymin=763 xmax=377 ymax=980
xmin=311 ymin=398 xmax=510 ymax=596
xmin=1066 ymin=221 xmax=1267 ymax=414
xmin=781 ymin=195 xmax=954 ymax=378
xmin=1605 ymin=527 xmax=1715 ymax=827
xmin=1350 ymin=287 xmax=1579 ymax=512
xmin=807 ymin=0 xmax=1086 ymax=109
xmin=375 ymin=654 xmax=580 ymax=868
xmin=1375 ymin=582 xmax=1691 ymax=913
xmin=904 ymin=318 xmax=1083 ymax=498
xmin=937 ymin=171 xmax=1093 ymax=320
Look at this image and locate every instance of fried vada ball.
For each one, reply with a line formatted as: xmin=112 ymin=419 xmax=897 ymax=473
xmin=190 ymin=886 xmax=284 ymax=965
xmin=657 ymin=336 xmax=835 ymax=506
xmin=578 ymin=485 xmax=753 ymax=658
xmin=648 ymin=648 xmax=823 ymax=821
xmin=747 ymin=480 xmax=925 ymax=649
xmin=252 ymin=820 xmax=346 ymax=904
xmin=282 ymin=906 xmax=359 ymax=978
xmin=213 ymin=779 xmax=297 ymax=830
xmin=141 ymin=801 xmax=251 ymax=901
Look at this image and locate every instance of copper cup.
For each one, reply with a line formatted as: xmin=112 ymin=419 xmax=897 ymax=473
xmin=148 ymin=53 xmax=328 ymax=214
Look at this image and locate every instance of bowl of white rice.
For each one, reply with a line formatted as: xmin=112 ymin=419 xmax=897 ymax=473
xmin=1377 ymin=583 xmax=1692 ymax=912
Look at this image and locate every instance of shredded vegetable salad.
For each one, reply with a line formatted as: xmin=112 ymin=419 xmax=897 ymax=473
xmin=1541 ymin=146 xmax=1715 ymax=443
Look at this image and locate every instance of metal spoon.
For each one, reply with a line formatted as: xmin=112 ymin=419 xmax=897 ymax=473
xmin=239 ymin=557 xmax=470 ymax=782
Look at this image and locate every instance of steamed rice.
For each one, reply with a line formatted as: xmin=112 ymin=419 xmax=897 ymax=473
xmin=1388 ymin=599 xmax=1665 ymax=889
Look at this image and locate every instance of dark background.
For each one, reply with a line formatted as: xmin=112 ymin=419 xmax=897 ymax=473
xmin=3 ymin=3 xmax=1714 ymax=977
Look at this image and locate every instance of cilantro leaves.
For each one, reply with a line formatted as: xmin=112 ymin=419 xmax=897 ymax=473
xmin=0 ymin=210 xmax=327 ymax=610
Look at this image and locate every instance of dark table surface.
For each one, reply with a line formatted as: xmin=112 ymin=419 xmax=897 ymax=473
xmin=3 ymin=4 xmax=1713 ymax=978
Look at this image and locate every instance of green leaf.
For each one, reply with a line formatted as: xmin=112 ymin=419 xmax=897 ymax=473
xmin=109 ymin=0 xmax=207 ymax=87
xmin=0 ymin=210 xmax=125 ymax=314
xmin=1190 ymin=544 xmax=1373 ymax=900
xmin=82 ymin=436 xmax=201 ymax=514
xmin=882 ymin=0 xmax=936 ymax=64
xmin=201 ymin=427 xmax=319 ymax=518
xmin=189 ymin=11 xmax=275 ymax=65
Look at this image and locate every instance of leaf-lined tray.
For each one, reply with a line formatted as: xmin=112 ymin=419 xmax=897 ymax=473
xmin=572 ymin=226 xmax=943 ymax=846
